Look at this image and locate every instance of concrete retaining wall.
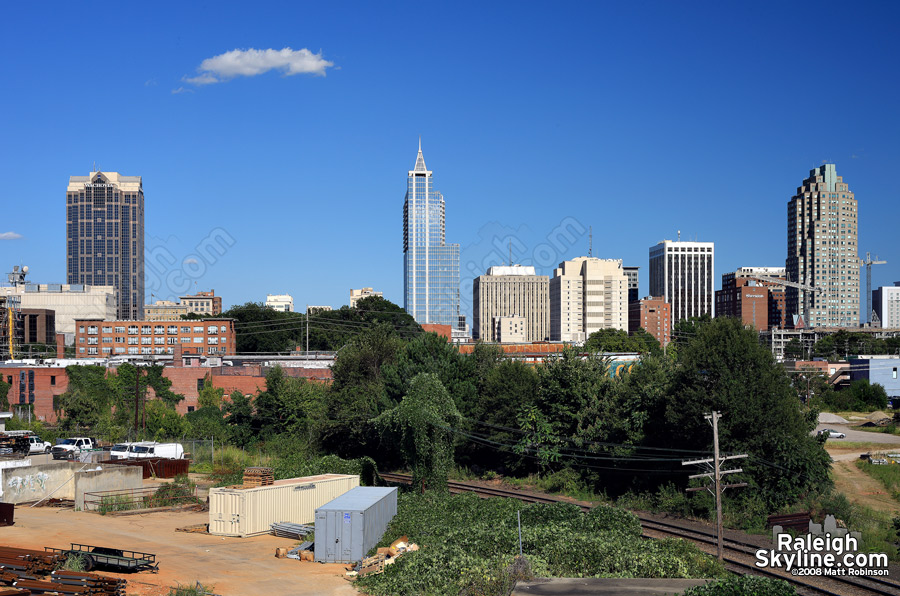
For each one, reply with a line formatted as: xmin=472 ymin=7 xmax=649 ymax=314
xmin=74 ymin=466 xmax=143 ymax=510
xmin=0 ymin=461 xmax=142 ymax=508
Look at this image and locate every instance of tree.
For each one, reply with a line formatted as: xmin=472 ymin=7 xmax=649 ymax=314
xmin=382 ymin=332 xmax=477 ymax=413
xmin=375 ymin=373 xmax=461 ymax=492
xmin=664 ymin=317 xmax=831 ymax=506
xmin=58 ymin=365 xmax=116 ymax=430
xmin=0 ymin=377 xmax=9 ymax=411
xmin=585 ymin=328 xmax=661 ymax=356
xmin=224 ymin=390 xmax=255 ymax=447
xmin=198 ymin=378 xmax=225 ymax=409
xmin=254 ymin=366 xmax=327 ymax=440
xmin=533 ymin=348 xmax=613 ymax=440
xmin=185 ymin=405 xmax=230 ymax=441
xmin=144 ymin=401 xmax=188 ymax=440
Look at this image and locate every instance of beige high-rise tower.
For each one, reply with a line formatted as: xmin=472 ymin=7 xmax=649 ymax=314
xmin=66 ymin=171 xmax=144 ymax=320
xmin=550 ymin=257 xmax=628 ymax=342
xmin=786 ymin=164 xmax=859 ymax=327
xmin=473 ymin=265 xmax=549 ymax=342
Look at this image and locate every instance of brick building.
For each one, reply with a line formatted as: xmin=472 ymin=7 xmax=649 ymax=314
xmin=73 ymin=319 xmax=235 ymax=358
xmin=628 ymin=297 xmax=671 ymax=346
xmin=715 ymin=268 xmax=787 ymax=330
xmin=22 ymin=309 xmax=56 ymax=346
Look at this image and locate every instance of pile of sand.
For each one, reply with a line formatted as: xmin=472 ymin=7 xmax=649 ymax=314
xmin=818 ymin=412 xmax=849 ymax=424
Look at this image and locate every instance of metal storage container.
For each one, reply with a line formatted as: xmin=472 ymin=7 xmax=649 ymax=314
xmin=314 ymin=486 xmax=398 ymax=563
xmin=209 ymin=473 xmax=359 ymax=537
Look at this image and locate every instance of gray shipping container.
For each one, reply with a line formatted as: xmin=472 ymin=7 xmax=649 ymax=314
xmin=314 ymin=486 xmax=398 ymax=563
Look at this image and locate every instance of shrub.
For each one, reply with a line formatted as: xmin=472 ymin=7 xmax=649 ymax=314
xmin=683 ymin=576 xmax=795 ymax=595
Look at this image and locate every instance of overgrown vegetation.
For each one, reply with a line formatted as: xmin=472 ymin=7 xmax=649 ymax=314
xmin=167 ymin=583 xmax=215 ymax=596
xmin=357 ymin=492 xmax=726 ymax=596
xmin=683 ymin=576 xmax=795 ymax=596
xmin=856 ymin=460 xmax=900 ymax=502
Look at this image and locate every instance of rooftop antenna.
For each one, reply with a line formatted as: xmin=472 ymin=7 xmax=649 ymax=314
xmin=678 ymin=230 xmax=681 ymax=242
xmin=509 ymin=239 xmax=512 ymax=266
xmin=588 ymin=226 xmax=593 ymax=257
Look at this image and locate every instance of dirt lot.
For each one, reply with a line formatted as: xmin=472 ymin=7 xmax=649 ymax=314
xmin=4 ymin=506 xmax=357 ymax=596
xmin=830 ymin=459 xmax=900 ymax=515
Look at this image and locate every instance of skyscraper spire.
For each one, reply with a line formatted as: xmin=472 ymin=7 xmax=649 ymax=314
xmin=414 ymin=137 xmax=427 ymax=172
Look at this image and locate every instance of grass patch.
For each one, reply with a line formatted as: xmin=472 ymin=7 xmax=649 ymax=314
xmin=855 ymin=461 xmax=900 ymax=501
xmin=98 ymin=494 xmax=139 ymax=514
xmin=801 ymin=490 xmax=900 ymax=561
xmin=824 ymin=441 xmax=887 ymax=451
xmin=356 ymin=492 xmax=726 ymax=596
xmin=59 ymin=553 xmax=87 ymax=572
xmin=853 ymin=425 xmax=900 ymax=436
xmin=168 ymin=582 xmax=215 ymax=596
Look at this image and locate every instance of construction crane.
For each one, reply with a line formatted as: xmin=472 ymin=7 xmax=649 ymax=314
xmin=747 ymin=275 xmax=819 ymax=327
xmin=862 ymin=252 xmax=887 ymax=324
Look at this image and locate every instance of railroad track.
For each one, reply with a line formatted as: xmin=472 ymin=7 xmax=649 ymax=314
xmin=379 ymin=472 xmax=900 ymax=596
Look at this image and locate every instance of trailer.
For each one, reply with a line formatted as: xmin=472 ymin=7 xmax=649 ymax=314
xmin=45 ymin=543 xmax=158 ymax=573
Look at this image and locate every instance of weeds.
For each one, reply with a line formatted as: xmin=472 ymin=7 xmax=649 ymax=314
xmin=168 ymin=582 xmax=215 ymax=596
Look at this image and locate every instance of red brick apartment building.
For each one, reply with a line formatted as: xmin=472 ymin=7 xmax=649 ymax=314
xmin=73 ymin=319 xmax=235 ymax=358
xmin=715 ymin=268 xmax=788 ymax=329
xmin=629 ymin=297 xmax=671 ymax=346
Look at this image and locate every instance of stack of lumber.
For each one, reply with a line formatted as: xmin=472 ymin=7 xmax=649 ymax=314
xmin=51 ymin=571 xmax=126 ymax=596
xmin=243 ymin=467 xmax=274 ymax=487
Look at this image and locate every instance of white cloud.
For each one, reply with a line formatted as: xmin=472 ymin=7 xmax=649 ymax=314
xmin=184 ymin=47 xmax=333 ymax=85
xmin=145 ymin=78 xmax=158 ymax=87
xmin=0 ymin=231 xmax=23 ymax=240
xmin=171 ymin=86 xmax=194 ymax=95
xmin=183 ymin=257 xmax=199 ymax=265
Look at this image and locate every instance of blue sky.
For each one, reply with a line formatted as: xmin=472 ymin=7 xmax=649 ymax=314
xmin=1 ymin=1 xmax=898 ymax=323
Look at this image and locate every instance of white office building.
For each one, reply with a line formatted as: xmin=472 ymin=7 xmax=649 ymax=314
xmin=873 ymin=283 xmax=900 ymax=328
xmin=266 ymin=294 xmax=294 ymax=313
xmin=648 ymin=240 xmax=715 ymax=326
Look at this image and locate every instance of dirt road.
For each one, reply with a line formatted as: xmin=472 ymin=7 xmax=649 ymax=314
xmin=4 ymin=506 xmax=357 ymax=596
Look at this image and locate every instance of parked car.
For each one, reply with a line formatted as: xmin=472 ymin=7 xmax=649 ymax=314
xmin=27 ymin=435 xmax=52 ymax=454
xmin=817 ymin=429 xmax=846 ymax=439
xmin=127 ymin=442 xmax=184 ymax=460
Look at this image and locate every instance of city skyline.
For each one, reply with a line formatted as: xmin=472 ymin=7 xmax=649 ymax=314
xmin=1 ymin=2 xmax=898 ymax=317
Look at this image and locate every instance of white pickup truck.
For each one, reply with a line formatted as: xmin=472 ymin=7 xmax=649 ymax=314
xmin=51 ymin=437 xmax=98 ymax=460
xmin=28 ymin=435 xmax=52 ymax=454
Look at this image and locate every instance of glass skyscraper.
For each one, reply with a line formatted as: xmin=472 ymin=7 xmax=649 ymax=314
xmin=67 ymin=171 xmax=145 ymax=320
xmin=403 ymin=140 xmax=460 ymax=326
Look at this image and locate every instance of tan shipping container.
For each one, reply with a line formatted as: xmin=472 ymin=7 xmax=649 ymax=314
xmin=208 ymin=473 xmax=359 ymax=537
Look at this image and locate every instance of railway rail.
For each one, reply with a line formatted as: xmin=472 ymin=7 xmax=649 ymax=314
xmin=379 ymin=472 xmax=899 ymax=596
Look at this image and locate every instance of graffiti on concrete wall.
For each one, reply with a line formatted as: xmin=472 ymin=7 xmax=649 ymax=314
xmin=6 ymin=472 xmax=50 ymax=495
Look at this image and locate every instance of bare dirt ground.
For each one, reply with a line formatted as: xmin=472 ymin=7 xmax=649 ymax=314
xmin=831 ymin=459 xmax=900 ymax=515
xmin=3 ymin=506 xmax=357 ymax=596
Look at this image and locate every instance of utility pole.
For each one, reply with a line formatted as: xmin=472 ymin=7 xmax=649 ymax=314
xmin=306 ymin=305 xmax=309 ymax=354
xmin=133 ymin=365 xmax=140 ymax=433
xmin=683 ymin=411 xmax=748 ymax=561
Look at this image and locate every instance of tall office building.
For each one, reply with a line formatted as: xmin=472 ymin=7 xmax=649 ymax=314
xmin=648 ymin=240 xmax=714 ymax=326
xmin=550 ymin=257 xmax=628 ymax=342
xmin=403 ymin=140 xmax=460 ymax=326
xmin=786 ymin=164 xmax=859 ymax=327
xmin=473 ymin=265 xmax=549 ymax=342
xmin=623 ymin=266 xmax=640 ymax=304
xmin=66 ymin=171 xmax=144 ymax=320
xmin=872 ymin=282 xmax=900 ymax=328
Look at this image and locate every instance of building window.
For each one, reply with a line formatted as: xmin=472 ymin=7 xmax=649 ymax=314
xmin=154 ymin=337 xmax=165 ymax=345
xmin=207 ymin=337 xmax=218 ymax=345
xmin=208 ymin=346 xmax=217 ymax=354
xmin=168 ymin=326 xmax=177 ymax=334
xmin=88 ymin=326 xmax=98 ymax=335
xmin=79 ymin=326 xmax=85 ymax=333
xmin=128 ymin=337 xmax=138 ymax=345
xmin=128 ymin=326 xmax=138 ymax=335
xmin=102 ymin=326 xmax=112 ymax=333
xmin=196 ymin=378 xmax=205 ymax=392
xmin=181 ymin=326 xmax=190 ymax=333
xmin=50 ymin=375 xmax=56 ymax=386
xmin=187 ymin=406 xmax=195 ymax=413
xmin=141 ymin=326 xmax=151 ymax=334
xmin=193 ymin=326 xmax=204 ymax=333
xmin=894 ymin=368 xmax=898 ymax=380
xmin=141 ymin=347 xmax=151 ymax=355
xmin=193 ymin=337 xmax=203 ymax=343
xmin=220 ymin=326 xmax=227 ymax=332
xmin=154 ymin=326 xmax=164 ymax=335
xmin=128 ymin=347 xmax=139 ymax=355
xmin=115 ymin=326 xmax=125 ymax=333
xmin=88 ymin=347 xmax=98 ymax=355
xmin=141 ymin=337 xmax=151 ymax=345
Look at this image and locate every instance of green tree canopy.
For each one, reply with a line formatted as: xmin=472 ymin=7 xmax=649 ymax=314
xmin=664 ymin=317 xmax=831 ymax=506
xmin=375 ymin=373 xmax=461 ymax=492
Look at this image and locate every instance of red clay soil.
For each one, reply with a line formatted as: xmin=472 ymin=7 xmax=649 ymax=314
xmin=3 ymin=506 xmax=356 ymax=596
